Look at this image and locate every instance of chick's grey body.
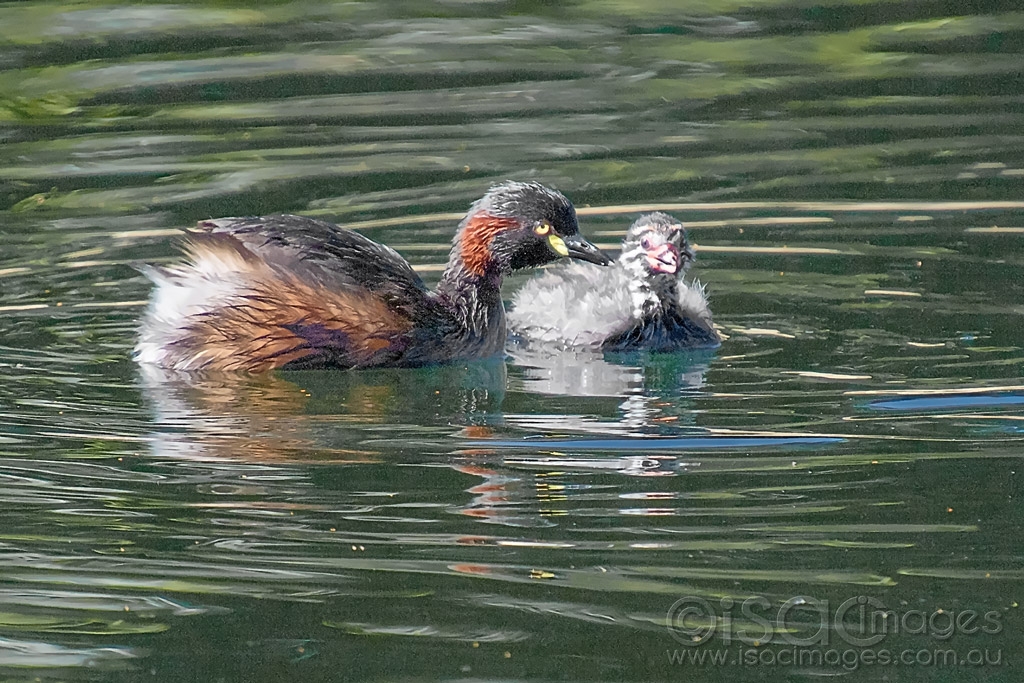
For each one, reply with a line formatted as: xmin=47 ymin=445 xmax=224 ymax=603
xmin=508 ymin=212 xmax=720 ymax=352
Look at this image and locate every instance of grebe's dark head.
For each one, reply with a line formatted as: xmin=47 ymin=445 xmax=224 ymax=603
xmin=454 ymin=181 xmax=610 ymax=277
xmin=621 ymin=212 xmax=694 ymax=278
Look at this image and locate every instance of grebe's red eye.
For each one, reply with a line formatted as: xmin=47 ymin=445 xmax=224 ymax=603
xmin=640 ymin=236 xmax=652 ymax=250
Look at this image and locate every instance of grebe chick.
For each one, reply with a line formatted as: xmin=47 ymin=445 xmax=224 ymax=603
xmin=135 ymin=181 xmax=610 ymax=371
xmin=508 ymin=212 xmax=720 ymax=351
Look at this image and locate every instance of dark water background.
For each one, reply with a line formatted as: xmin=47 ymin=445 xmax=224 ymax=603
xmin=2 ymin=1 xmax=1024 ymax=681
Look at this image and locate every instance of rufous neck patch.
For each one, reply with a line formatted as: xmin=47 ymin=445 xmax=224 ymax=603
xmin=459 ymin=212 xmax=518 ymax=277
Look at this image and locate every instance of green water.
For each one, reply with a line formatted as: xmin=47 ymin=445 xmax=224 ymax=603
xmin=2 ymin=1 xmax=1024 ymax=681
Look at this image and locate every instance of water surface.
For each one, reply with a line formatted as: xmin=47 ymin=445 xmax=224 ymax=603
xmin=1 ymin=1 xmax=1023 ymax=680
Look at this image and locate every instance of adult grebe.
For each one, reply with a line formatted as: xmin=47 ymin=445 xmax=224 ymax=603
xmin=136 ymin=181 xmax=610 ymax=371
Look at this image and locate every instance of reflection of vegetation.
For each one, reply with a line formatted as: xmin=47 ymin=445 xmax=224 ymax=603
xmin=4 ymin=6 xmax=1023 ymax=117
xmin=1 ymin=1 xmax=1023 ymax=215
xmin=0 ymin=94 xmax=78 ymax=121
xmin=0 ymin=4 xmax=278 ymax=46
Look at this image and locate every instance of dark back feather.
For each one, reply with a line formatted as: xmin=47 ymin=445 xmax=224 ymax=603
xmin=195 ymin=215 xmax=430 ymax=315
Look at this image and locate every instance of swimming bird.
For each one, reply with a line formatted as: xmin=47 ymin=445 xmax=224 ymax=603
xmin=507 ymin=212 xmax=720 ymax=351
xmin=135 ymin=181 xmax=610 ymax=371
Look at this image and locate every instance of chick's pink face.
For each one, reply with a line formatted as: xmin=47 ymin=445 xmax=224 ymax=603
xmin=639 ymin=233 xmax=680 ymax=274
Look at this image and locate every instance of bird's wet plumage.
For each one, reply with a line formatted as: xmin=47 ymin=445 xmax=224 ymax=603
xmin=135 ymin=181 xmax=611 ymax=371
xmin=508 ymin=212 xmax=721 ymax=352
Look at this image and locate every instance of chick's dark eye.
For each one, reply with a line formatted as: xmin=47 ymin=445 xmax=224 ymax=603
xmin=640 ymin=236 xmax=652 ymax=250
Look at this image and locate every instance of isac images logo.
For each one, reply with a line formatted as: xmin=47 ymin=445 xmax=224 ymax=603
xmin=665 ymin=595 xmax=1005 ymax=671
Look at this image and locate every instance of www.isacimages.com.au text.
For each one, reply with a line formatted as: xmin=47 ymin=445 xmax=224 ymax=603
xmin=666 ymin=646 xmax=1002 ymax=670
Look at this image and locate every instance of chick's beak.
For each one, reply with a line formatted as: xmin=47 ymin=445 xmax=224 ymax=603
xmin=645 ymin=243 xmax=680 ymax=274
xmin=561 ymin=235 xmax=612 ymax=266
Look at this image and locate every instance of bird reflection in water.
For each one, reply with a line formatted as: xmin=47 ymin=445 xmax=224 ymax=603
xmin=139 ymin=349 xmax=716 ymax=529
xmin=507 ymin=345 xmax=716 ymax=435
xmin=454 ymin=347 xmax=716 ymax=527
xmin=139 ymin=359 xmax=507 ymax=464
